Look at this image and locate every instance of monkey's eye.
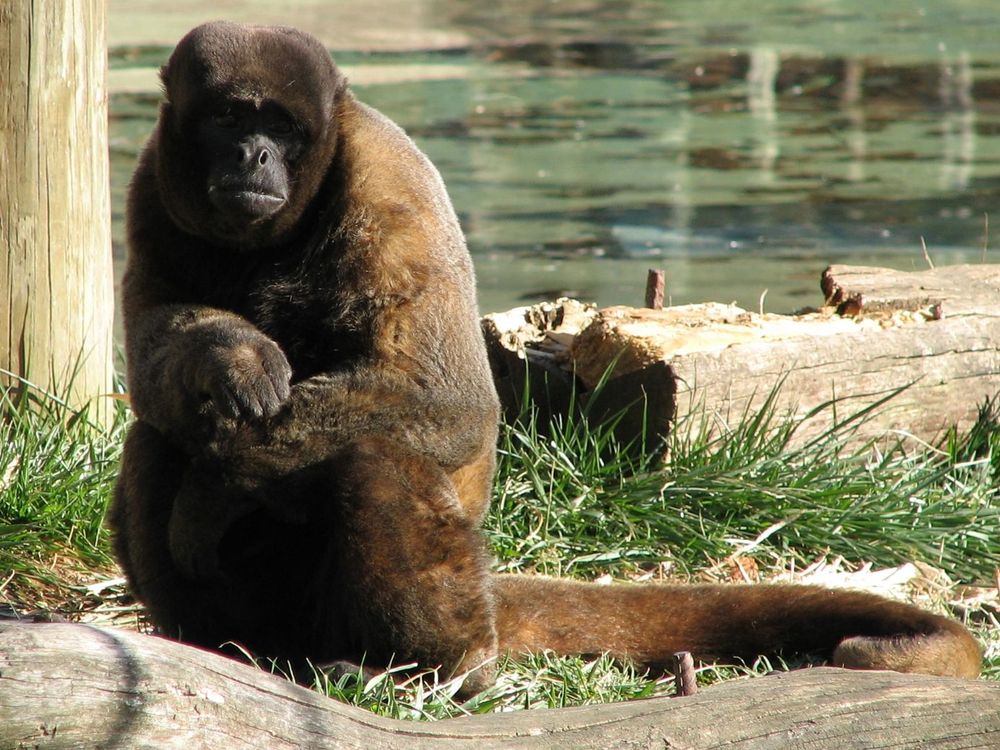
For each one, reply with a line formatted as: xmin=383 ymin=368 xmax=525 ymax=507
xmin=268 ymin=117 xmax=294 ymax=136
xmin=213 ymin=112 xmax=239 ymax=129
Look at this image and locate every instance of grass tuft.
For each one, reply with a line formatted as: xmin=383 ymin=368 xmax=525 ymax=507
xmin=490 ymin=385 xmax=1000 ymax=581
xmin=0 ymin=382 xmax=126 ymax=612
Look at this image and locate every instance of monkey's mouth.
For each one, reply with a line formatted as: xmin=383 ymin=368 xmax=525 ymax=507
xmin=209 ymin=187 xmax=286 ymax=220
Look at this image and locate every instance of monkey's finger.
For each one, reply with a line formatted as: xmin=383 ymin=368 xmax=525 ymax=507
xmin=251 ymin=340 xmax=291 ymax=407
xmin=252 ymin=374 xmax=286 ymax=418
xmin=272 ymin=367 xmax=292 ymax=403
xmin=225 ymin=369 xmax=277 ymax=419
xmin=262 ymin=356 xmax=292 ymax=405
xmin=212 ymin=383 xmax=244 ymax=420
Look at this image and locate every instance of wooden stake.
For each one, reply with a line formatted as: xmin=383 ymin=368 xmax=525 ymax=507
xmin=671 ymin=650 xmax=698 ymax=697
xmin=645 ymin=269 xmax=665 ymax=309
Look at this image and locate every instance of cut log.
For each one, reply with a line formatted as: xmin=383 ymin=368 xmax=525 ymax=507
xmin=481 ymin=299 xmax=674 ymax=451
xmin=484 ymin=265 xmax=1000 ymax=448
xmin=481 ymin=298 xmax=595 ymax=431
xmin=2 ymin=621 xmax=999 ymax=749
xmin=820 ymin=263 xmax=1000 ymax=316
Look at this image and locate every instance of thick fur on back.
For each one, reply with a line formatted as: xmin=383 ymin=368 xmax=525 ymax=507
xmin=109 ymin=21 xmax=980 ymax=695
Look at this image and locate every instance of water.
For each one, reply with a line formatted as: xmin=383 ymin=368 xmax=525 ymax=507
xmin=108 ymin=0 xmax=1000 ymax=313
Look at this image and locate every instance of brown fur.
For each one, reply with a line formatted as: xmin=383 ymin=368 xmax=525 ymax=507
xmin=109 ymin=21 xmax=980 ymax=696
xmin=492 ymin=577 xmax=981 ymax=678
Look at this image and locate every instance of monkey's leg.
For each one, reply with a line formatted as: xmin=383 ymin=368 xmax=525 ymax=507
xmin=492 ymin=576 xmax=981 ymax=678
xmin=108 ymin=422 xmax=234 ymax=648
xmin=167 ymin=468 xmax=260 ymax=581
xmin=330 ymin=439 xmax=499 ymax=694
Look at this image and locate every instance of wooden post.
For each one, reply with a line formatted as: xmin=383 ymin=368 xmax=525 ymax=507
xmin=0 ymin=0 xmax=115 ymax=424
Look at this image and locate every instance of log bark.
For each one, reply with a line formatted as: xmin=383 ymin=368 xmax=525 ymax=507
xmin=484 ymin=265 xmax=1000 ymax=448
xmin=0 ymin=0 xmax=116 ymax=424
xmin=2 ymin=621 xmax=999 ymax=750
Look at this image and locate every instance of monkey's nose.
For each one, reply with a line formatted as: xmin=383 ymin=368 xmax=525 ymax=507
xmin=236 ymin=142 xmax=270 ymax=167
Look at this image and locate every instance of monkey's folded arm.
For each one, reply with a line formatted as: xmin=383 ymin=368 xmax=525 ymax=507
xmin=209 ymin=365 xmax=499 ymax=482
xmin=124 ymin=302 xmax=292 ymax=452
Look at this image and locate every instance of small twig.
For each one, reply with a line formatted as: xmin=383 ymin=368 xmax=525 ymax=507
xmin=707 ymin=512 xmax=802 ymax=575
xmin=671 ymin=651 xmax=698 ymax=697
xmin=645 ymin=269 xmax=665 ymax=310
xmin=920 ymin=236 xmax=935 ymax=269
xmin=983 ymin=212 xmax=990 ymax=263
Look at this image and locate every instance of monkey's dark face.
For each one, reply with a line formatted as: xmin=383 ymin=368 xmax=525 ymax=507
xmin=198 ymin=101 xmax=305 ymax=227
xmin=154 ymin=22 xmax=346 ymax=250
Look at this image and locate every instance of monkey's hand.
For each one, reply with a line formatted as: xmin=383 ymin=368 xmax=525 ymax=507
xmin=125 ymin=306 xmax=292 ymax=453
xmin=166 ymin=461 xmax=298 ymax=581
xmin=167 ymin=468 xmax=250 ymax=581
xmin=192 ymin=328 xmax=292 ymax=421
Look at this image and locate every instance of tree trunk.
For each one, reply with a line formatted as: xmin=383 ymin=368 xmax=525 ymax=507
xmin=483 ymin=265 xmax=1000 ymax=449
xmin=2 ymin=621 xmax=998 ymax=750
xmin=0 ymin=0 xmax=115 ymax=424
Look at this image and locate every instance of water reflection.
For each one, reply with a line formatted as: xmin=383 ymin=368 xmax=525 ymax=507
xmin=108 ymin=2 xmax=1000 ymax=313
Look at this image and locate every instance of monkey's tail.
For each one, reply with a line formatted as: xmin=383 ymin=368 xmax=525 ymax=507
xmin=491 ymin=574 xmax=981 ymax=678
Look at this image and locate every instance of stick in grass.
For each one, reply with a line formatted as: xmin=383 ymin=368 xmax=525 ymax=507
xmin=671 ymin=651 xmax=698 ymax=697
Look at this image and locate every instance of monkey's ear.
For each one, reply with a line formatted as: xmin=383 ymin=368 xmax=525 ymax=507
xmin=158 ymin=64 xmax=171 ymax=100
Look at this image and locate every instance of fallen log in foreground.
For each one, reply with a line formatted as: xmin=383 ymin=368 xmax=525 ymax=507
xmin=484 ymin=264 xmax=1000 ymax=448
xmin=2 ymin=621 xmax=999 ymax=749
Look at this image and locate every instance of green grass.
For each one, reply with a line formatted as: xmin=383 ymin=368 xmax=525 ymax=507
xmin=490 ymin=387 xmax=1000 ymax=581
xmin=0 ymin=383 xmax=125 ymax=611
xmin=0 ymin=380 xmax=997 ymax=718
xmin=308 ymin=651 xmax=791 ymax=720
